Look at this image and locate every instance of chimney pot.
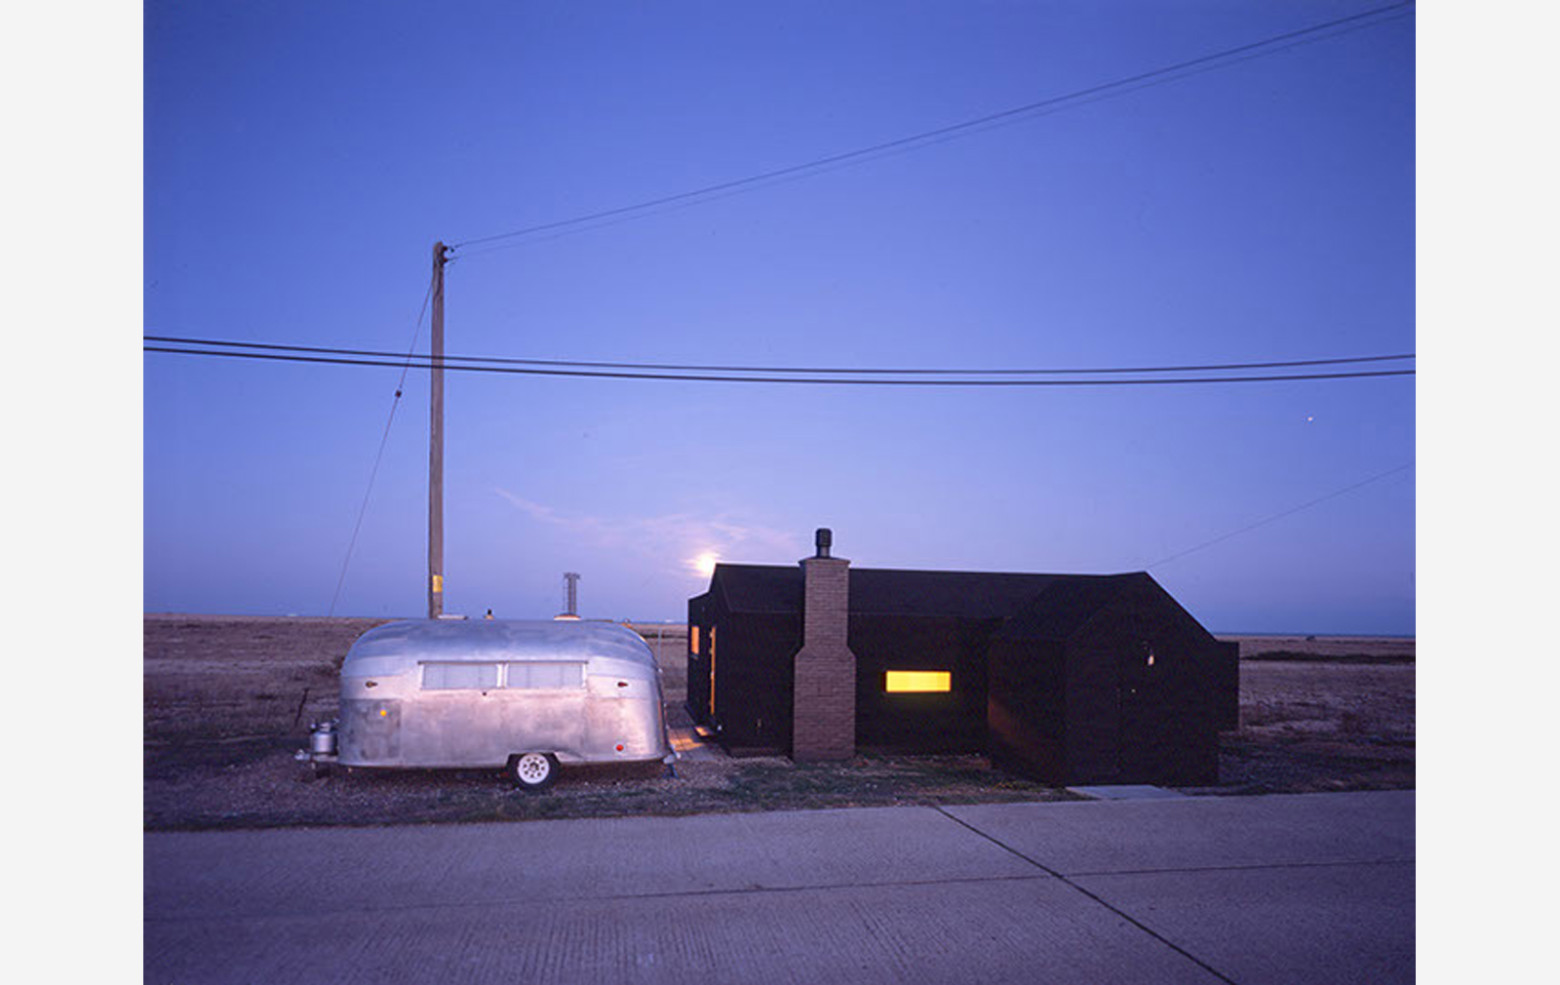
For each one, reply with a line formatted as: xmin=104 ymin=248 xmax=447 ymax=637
xmin=815 ymin=528 xmax=832 ymax=558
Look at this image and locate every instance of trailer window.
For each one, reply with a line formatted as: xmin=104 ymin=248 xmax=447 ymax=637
xmin=505 ymin=662 xmax=585 ymax=689
xmin=422 ymin=662 xmax=500 ymax=690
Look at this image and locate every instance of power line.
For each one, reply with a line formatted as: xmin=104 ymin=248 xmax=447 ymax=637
xmin=1145 ymin=462 xmax=1415 ymax=569
xmin=326 ymin=277 xmax=435 ymax=617
xmin=144 ymin=343 xmax=1414 ymax=387
xmin=144 ymin=335 xmax=1414 ymax=378
xmin=449 ymin=2 xmax=1415 ymax=255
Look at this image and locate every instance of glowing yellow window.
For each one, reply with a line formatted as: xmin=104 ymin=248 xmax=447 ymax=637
xmin=885 ymin=670 xmax=951 ymax=693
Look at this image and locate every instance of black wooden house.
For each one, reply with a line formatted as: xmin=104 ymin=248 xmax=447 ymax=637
xmin=687 ymin=533 xmax=1238 ymax=786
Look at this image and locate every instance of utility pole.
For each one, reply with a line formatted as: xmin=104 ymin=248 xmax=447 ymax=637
xmin=428 ymin=241 xmax=449 ymax=619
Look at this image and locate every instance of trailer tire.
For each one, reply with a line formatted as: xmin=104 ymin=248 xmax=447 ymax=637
xmin=510 ymin=752 xmax=559 ymax=791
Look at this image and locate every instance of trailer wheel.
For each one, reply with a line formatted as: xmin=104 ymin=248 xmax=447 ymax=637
xmin=510 ymin=752 xmax=559 ymax=791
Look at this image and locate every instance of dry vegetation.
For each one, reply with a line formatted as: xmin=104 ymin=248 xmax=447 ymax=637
xmin=1196 ymin=635 xmax=1413 ymax=796
xmin=143 ymin=617 xmax=1413 ymax=830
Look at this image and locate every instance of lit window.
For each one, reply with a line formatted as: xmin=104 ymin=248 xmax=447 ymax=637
xmin=690 ymin=625 xmax=700 ymax=654
xmin=422 ymin=662 xmax=500 ymax=690
xmin=505 ymin=662 xmax=584 ymax=689
xmin=885 ymin=670 xmax=951 ymax=693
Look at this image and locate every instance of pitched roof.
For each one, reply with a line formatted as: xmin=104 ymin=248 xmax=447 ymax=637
xmin=712 ymin=564 xmax=804 ymax=614
xmin=710 ymin=563 xmax=1150 ymax=634
xmin=996 ymin=572 xmax=1153 ymax=640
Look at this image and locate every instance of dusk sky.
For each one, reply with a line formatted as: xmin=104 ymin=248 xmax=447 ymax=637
xmin=142 ymin=1 xmax=1418 ymax=634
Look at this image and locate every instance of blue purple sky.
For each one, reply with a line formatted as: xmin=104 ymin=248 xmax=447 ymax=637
xmin=142 ymin=1 xmax=1417 ymax=633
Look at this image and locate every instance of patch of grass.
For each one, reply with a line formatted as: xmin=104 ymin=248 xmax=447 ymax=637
xmin=715 ymin=755 xmax=1067 ymax=813
xmin=1338 ymin=711 xmax=1372 ymax=736
xmin=144 ymin=736 xmax=293 ymax=781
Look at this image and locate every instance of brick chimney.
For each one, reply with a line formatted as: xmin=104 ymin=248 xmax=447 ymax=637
xmin=792 ymin=528 xmax=856 ymax=761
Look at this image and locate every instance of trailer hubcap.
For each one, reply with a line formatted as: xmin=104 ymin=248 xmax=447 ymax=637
xmin=516 ymin=753 xmax=552 ymax=785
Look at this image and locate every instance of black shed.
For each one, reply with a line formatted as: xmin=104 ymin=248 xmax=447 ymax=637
xmin=687 ymin=556 xmax=1236 ymax=786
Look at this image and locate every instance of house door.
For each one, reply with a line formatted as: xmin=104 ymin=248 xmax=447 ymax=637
xmin=707 ymin=625 xmax=717 ymax=720
xmin=1117 ymin=643 xmax=1172 ymax=783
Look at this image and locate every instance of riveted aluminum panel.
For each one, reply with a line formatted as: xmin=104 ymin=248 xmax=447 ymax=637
xmin=337 ymin=619 xmax=670 ymax=769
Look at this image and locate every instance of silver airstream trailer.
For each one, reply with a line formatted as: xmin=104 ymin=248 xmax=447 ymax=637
xmin=317 ymin=618 xmax=672 ymax=789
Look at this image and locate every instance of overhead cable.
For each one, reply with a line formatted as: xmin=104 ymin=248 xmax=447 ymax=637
xmin=449 ymin=1 xmax=1415 ymax=255
xmin=326 ymin=278 xmax=435 ymax=617
xmin=1145 ymin=462 xmax=1416 ymax=569
xmin=144 ymin=343 xmax=1414 ymax=387
xmin=144 ymin=335 xmax=1414 ymax=378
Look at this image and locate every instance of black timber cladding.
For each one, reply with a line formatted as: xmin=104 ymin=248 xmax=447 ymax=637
xmin=689 ymin=563 xmax=1236 ymax=783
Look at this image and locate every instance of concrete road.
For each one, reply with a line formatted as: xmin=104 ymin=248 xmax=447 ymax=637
xmin=144 ymin=790 xmax=1413 ymax=985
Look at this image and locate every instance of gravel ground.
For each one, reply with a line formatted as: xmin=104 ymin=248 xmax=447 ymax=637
xmin=143 ymin=617 xmax=1413 ymax=830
